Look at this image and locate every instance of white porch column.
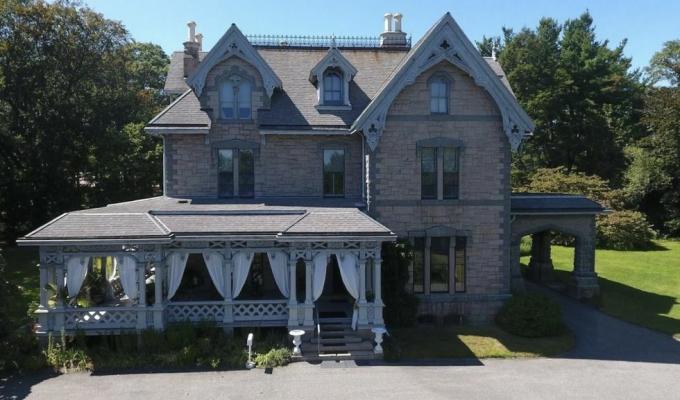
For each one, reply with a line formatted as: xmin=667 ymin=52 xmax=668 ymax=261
xmin=223 ymin=253 xmax=234 ymax=326
xmin=36 ymin=263 xmax=50 ymax=333
xmin=372 ymin=257 xmax=384 ymax=326
xmin=357 ymin=258 xmax=369 ymax=327
xmin=303 ymin=259 xmax=314 ymax=327
xmin=136 ymin=260 xmax=147 ymax=330
xmin=152 ymin=261 xmax=164 ymax=330
xmin=54 ymin=263 xmax=65 ymax=330
xmin=287 ymin=257 xmax=299 ymax=327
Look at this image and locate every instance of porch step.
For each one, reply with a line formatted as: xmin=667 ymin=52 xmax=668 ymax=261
xmin=302 ymin=340 xmax=373 ymax=353
xmin=311 ymin=336 xmax=363 ymax=344
xmin=319 ymin=329 xmax=355 ymax=337
xmin=297 ymin=350 xmax=376 ymax=361
xmin=318 ymin=317 xmax=352 ymax=324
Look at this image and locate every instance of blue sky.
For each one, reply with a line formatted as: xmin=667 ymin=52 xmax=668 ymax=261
xmin=84 ymin=0 xmax=680 ymax=71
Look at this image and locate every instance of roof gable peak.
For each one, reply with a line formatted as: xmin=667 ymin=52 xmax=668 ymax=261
xmin=309 ymin=47 xmax=358 ymax=83
xmin=186 ymin=24 xmax=282 ymax=97
xmin=351 ymin=12 xmax=534 ymax=151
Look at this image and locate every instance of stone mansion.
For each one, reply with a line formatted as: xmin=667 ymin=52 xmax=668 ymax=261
xmin=19 ymin=12 xmax=602 ymax=357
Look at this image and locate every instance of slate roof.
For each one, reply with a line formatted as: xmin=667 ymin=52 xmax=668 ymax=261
xmin=146 ymin=89 xmax=210 ymax=129
xmin=511 ymin=194 xmax=605 ymax=214
xmin=19 ymin=197 xmax=394 ymax=244
xmin=165 ymin=51 xmax=208 ymax=94
xmin=158 ymin=48 xmax=513 ymax=130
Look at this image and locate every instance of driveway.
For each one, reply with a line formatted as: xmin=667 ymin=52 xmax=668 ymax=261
xmin=3 ymin=285 xmax=680 ymax=400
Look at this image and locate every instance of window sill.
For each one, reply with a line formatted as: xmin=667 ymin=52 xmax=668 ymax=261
xmin=315 ymin=104 xmax=352 ymax=111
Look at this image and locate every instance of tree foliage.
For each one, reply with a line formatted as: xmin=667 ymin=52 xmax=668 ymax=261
xmin=647 ymin=39 xmax=680 ymax=86
xmin=0 ymin=0 xmax=168 ymax=243
xmin=496 ymin=12 xmax=644 ymax=185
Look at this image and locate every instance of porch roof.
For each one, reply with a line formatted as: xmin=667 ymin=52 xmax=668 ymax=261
xmin=510 ymin=193 xmax=606 ymax=215
xmin=18 ymin=196 xmax=395 ymax=245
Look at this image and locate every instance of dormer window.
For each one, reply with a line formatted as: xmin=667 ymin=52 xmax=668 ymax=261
xmin=220 ymin=75 xmax=251 ymax=120
xmin=429 ymin=74 xmax=450 ymax=114
xmin=323 ymin=69 xmax=343 ymax=105
xmin=309 ymin=47 xmax=357 ymax=110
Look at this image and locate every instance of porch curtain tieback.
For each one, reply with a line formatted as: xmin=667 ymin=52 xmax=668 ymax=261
xmin=115 ymin=256 xmax=138 ymax=301
xmin=202 ymin=252 xmax=226 ymax=298
xmin=65 ymin=256 xmax=90 ymax=299
xmin=167 ymin=253 xmax=189 ymax=300
xmin=232 ymin=252 xmax=255 ymax=298
xmin=267 ymin=251 xmax=289 ymax=298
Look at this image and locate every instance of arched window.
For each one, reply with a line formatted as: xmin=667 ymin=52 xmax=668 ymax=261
xmin=220 ymin=76 xmax=251 ymax=119
xmin=323 ymin=70 xmax=343 ymax=105
xmin=429 ymin=76 xmax=449 ymax=114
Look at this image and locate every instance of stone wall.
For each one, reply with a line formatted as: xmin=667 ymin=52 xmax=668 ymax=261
xmin=371 ymin=61 xmax=512 ymax=320
xmin=164 ymin=57 xmax=363 ymax=198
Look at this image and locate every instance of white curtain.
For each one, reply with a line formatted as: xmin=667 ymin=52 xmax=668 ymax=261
xmin=116 ymin=256 xmax=138 ymax=301
xmin=335 ymin=253 xmax=360 ymax=300
xmin=202 ymin=252 xmax=226 ymax=298
xmin=109 ymin=257 xmax=119 ymax=282
xmin=167 ymin=253 xmax=188 ymax=300
xmin=232 ymin=252 xmax=254 ymax=298
xmin=66 ymin=256 xmax=90 ymax=298
xmin=312 ymin=253 xmax=328 ymax=301
xmin=267 ymin=251 xmax=289 ymax=298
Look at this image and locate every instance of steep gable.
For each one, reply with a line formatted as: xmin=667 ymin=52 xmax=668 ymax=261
xmin=351 ymin=12 xmax=534 ymax=151
xmin=186 ymin=24 xmax=282 ymax=97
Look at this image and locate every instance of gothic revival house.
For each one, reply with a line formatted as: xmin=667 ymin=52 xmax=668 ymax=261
xmin=20 ymin=13 xmax=602 ymax=358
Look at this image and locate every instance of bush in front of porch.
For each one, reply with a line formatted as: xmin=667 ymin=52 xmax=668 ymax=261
xmin=382 ymin=241 xmax=420 ymax=327
xmin=42 ymin=325 xmax=293 ymax=373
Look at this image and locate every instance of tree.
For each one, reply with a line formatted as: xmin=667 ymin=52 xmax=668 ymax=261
xmin=647 ymin=39 xmax=680 ymax=86
xmin=0 ymin=0 xmax=168 ymax=243
xmin=496 ymin=12 xmax=644 ymax=185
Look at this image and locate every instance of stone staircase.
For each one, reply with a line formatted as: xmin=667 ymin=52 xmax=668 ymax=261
xmin=300 ymin=306 xmax=376 ymax=361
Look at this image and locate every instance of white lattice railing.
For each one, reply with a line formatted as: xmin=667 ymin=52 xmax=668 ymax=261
xmin=233 ymin=300 xmax=288 ymax=321
xmin=62 ymin=307 xmax=138 ymax=330
xmin=165 ymin=301 xmax=225 ymax=323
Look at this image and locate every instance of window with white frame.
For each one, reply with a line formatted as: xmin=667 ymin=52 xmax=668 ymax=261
xmin=323 ymin=148 xmax=345 ymax=197
xmin=420 ymin=146 xmax=460 ymax=200
xmin=218 ymin=148 xmax=254 ymax=198
xmin=219 ymin=76 xmax=252 ymax=120
xmin=411 ymin=236 xmax=467 ymax=295
xmin=429 ymin=75 xmax=449 ymax=114
xmin=322 ymin=69 xmax=343 ymax=105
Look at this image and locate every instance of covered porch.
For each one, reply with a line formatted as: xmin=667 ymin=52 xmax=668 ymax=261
xmin=18 ymin=197 xmax=395 ymax=336
xmin=510 ymin=193 xmax=606 ymax=298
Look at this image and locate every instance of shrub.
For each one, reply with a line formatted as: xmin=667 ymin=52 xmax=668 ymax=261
xmin=496 ymin=293 xmax=564 ymax=338
xmin=518 ymin=167 xmax=611 ymax=206
xmin=596 ymin=210 xmax=656 ymax=250
xmin=382 ymin=241 xmax=420 ymax=327
xmin=165 ymin=322 xmax=197 ymax=350
xmin=44 ymin=332 xmax=92 ymax=372
xmin=254 ymin=347 xmax=291 ymax=368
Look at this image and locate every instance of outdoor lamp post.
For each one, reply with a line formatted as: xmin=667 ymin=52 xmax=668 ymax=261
xmin=246 ymin=332 xmax=255 ymax=369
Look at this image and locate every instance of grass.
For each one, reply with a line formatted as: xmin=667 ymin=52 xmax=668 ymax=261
xmin=388 ymin=325 xmax=574 ymax=360
xmin=521 ymin=239 xmax=680 ymax=337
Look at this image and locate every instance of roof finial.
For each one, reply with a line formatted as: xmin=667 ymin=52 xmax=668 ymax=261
xmin=331 ymin=34 xmax=336 ymax=48
xmin=491 ymin=45 xmax=497 ymax=61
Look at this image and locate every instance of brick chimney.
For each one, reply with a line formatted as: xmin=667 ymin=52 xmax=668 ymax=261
xmin=380 ymin=13 xmax=408 ymax=47
xmin=183 ymin=21 xmax=201 ymax=77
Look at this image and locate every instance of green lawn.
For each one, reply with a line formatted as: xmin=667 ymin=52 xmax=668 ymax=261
xmin=389 ymin=325 xmax=574 ymax=360
xmin=521 ymin=239 xmax=680 ymax=337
